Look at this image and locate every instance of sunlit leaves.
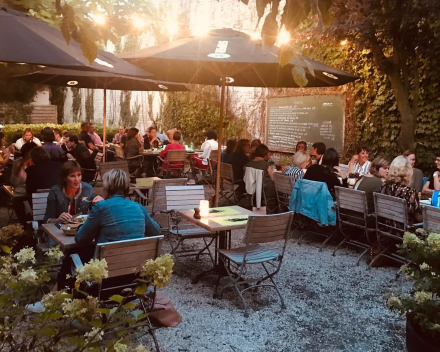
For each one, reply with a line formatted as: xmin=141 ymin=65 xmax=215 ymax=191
xmin=278 ymin=44 xmax=295 ymax=67
xmin=262 ymin=12 xmax=278 ymax=46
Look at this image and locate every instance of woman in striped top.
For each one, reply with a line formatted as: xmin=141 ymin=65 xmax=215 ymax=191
xmin=282 ymin=151 xmax=310 ymax=182
xmin=348 ymin=146 xmax=371 ymax=177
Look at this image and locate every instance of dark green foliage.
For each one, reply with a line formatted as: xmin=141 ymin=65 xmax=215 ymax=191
xmin=49 ymin=87 xmax=67 ymax=124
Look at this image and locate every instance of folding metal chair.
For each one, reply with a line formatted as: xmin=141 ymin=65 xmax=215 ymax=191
xmin=372 ymin=192 xmax=423 ymax=267
xmin=157 ymin=149 xmax=187 ymax=178
xmin=273 ymin=173 xmax=295 ymax=212
xmin=289 ymin=179 xmax=337 ymax=250
xmin=334 ymin=186 xmax=376 ymax=264
xmin=218 ymin=162 xmax=240 ymax=205
xmin=216 ymin=212 xmax=294 ymax=317
xmin=71 ymin=236 xmax=164 ymax=352
xmin=82 ymin=152 xmax=103 ymax=186
xmin=163 ymin=185 xmax=217 ymax=263
xmin=192 ymin=150 xmax=218 ymax=185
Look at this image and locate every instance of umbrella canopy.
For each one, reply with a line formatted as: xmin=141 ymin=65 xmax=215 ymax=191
xmin=119 ymin=28 xmax=358 ymax=87
xmin=12 ymin=68 xmax=189 ymax=91
xmin=0 ymin=5 xmax=151 ymax=77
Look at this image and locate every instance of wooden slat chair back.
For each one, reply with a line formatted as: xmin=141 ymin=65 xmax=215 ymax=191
xmin=99 ymin=160 xmax=129 ymax=179
xmin=334 ymin=187 xmax=374 ymax=264
xmin=209 ymin=150 xmax=218 ymax=162
xmin=32 ymin=192 xmax=49 ymax=222
xmin=149 ymin=178 xmax=187 ymax=215
xmin=273 ymin=173 xmax=295 ymax=212
xmin=422 ymin=205 xmax=440 ymax=232
xmin=219 ymin=162 xmax=239 ymax=204
xmin=165 ymin=185 xmax=205 ymax=211
xmin=164 ymin=185 xmax=217 ymax=263
xmin=113 ymin=145 xmax=125 ymax=160
xmin=159 ymin=150 xmax=187 ymax=178
xmin=372 ymin=192 xmax=421 ymax=266
xmin=216 ymin=212 xmax=294 ymax=317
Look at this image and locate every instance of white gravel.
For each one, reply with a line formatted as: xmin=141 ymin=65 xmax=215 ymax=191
xmin=134 ymin=216 xmax=407 ymax=352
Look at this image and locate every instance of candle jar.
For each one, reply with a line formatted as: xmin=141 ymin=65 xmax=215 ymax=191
xmin=199 ymin=200 xmax=209 ymax=217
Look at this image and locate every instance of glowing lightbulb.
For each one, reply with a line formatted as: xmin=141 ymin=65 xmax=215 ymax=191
xmin=93 ymin=13 xmax=106 ymax=26
xmin=191 ymin=24 xmax=210 ymax=37
xmin=340 ymin=39 xmax=348 ymax=46
xmin=133 ymin=16 xmax=144 ymax=29
xmin=166 ymin=21 xmax=179 ymax=37
xmin=277 ymin=28 xmax=291 ymax=45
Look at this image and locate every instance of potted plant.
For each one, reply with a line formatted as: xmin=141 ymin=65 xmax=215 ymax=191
xmin=279 ymin=156 xmax=291 ymax=171
xmin=387 ymin=230 xmax=440 ymax=352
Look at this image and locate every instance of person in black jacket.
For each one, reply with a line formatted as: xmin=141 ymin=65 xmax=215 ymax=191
xmin=25 ymin=147 xmax=62 ymax=195
xmin=304 ymin=147 xmax=347 ymax=198
xmin=65 ymin=133 xmax=96 ymax=182
xmin=227 ymin=139 xmax=251 ymax=193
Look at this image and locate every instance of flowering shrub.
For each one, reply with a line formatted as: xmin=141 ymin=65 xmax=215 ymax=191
xmin=0 ymin=225 xmax=174 ymax=351
xmin=387 ymin=230 xmax=440 ymax=336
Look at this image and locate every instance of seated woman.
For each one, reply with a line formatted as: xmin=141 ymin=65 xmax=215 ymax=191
xmin=245 ymin=144 xmax=278 ymax=211
xmin=57 ymin=169 xmax=160 ymax=289
xmin=10 ymin=142 xmax=37 ymax=225
xmin=41 ymin=127 xmax=66 ymax=162
xmin=159 ymin=130 xmax=185 ymax=171
xmin=249 ymin=138 xmax=262 ymax=161
xmin=422 ymin=153 xmax=440 ymax=196
xmin=124 ymin=127 xmax=144 ymax=177
xmin=191 ymin=130 xmax=218 ymax=175
xmin=14 ymin=128 xmax=41 ymax=150
xmin=355 ymin=156 xmax=389 ymax=213
xmin=381 ymin=156 xmax=422 ymax=224
xmin=26 ymin=147 xmax=63 ymax=196
xmin=283 ymin=151 xmax=310 ymax=183
xmin=402 ymin=150 xmax=423 ymax=192
xmin=348 ymin=146 xmax=371 ymax=177
xmin=227 ymin=139 xmax=251 ymax=193
xmin=304 ymin=148 xmax=347 ymax=199
xmin=221 ymin=139 xmax=236 ymax=163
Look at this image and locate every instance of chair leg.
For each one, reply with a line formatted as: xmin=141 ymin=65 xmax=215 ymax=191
xmin=332 ymin=228 xmax=352 ymax=256
xmin=195 ymin=237 xmax=216 ymax=264
xmin=368 ymin=244 xmax=391 ymax=269
xmin=140 ymin=300 xmax=161 ymax=352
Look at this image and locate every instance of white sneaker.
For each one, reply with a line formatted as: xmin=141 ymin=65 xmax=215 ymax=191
xmin=187 ymin=179 xmax=196 ymax=185
xmin=26 ymin=301 xmax=45 ymax=313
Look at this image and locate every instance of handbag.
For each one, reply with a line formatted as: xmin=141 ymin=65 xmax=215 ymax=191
xmin=147 ymin=294 xmax=182 ymax=328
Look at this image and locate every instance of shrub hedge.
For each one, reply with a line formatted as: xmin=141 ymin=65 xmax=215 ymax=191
xmin=2 ymin=123 xmax=119 ymax=145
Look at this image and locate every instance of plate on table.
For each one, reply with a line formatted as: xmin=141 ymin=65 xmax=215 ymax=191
xmin=68 ymin=214 xmax=88 ymax=224
xmin=61 ymin=223 xmax=82 ymax=236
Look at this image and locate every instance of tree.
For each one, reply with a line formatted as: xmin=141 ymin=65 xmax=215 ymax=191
xmin=4 ymin=0 xmax=156 ymax=63
xmin=49 ymin=87 xmax=67 ymax=124
xmin=85 ymin=89 xmax=94 ymax=122
xmin=242 ymin=0 xmax=440 ymax=151
xmin=70 ymin=87 xmax=82 ymax=122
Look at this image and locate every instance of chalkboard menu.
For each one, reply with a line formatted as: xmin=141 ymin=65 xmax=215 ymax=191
xmin=266 ymin=95 xmax=344 ymax=153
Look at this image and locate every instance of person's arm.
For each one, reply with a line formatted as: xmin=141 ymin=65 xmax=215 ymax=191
xmin=33 ymin=138 xmax=42 ymax=146
xmin=0 ymin=150 xmax=9 ymax=167
xmin=87 ymin=141 xmax=98 ymax=151
xmin=347 ymin=155 xmax=358 ymax=174
xmin=199 ymin=143 xmax=211 ymax=160
xmin=143 ymin=207 xmax=160 ymax=237
xmin=267 ymin=164 xmax=274 ymax=181
xmin=75 ymin=203 xmax=101 ymax=245
xmin=43 ymin=189 xmax=72 ymax=223
xmin=422 ymin=181 xmax=434 ymax=195
xmin=159 ymin=145 xmax=169 ymax=159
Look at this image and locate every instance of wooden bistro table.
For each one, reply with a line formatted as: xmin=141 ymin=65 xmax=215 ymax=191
xmin=177 ymin=205 xmax=260 ymax=283
xmin=3 ymin=185 xmax=27 ymax=223
xmin=41 ymin=223 xmax=93 ymax=251
xmin=130 ymin=177 xmax=160 ymax=191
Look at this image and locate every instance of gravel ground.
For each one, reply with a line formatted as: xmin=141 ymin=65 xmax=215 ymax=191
xmin=0 ymin=187 xmax=408 ymax=352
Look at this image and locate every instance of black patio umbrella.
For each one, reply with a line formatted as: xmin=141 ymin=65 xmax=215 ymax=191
xmin=120 ymin=28 xmax=359 ymax=205
xmin=0 ymin=5 xmax=151 ymax=77
xmin=12 ymin=68 xmax=189 ymax=160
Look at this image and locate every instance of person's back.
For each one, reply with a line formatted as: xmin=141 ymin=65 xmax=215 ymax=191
xmin=304 ymin=164 xmax=340 ymax=198
xmin=26 ymin=161 xmax=62 ymax=195
xmin=356 ymin=176 xmax=382 ymax=213
xmin=227 ymin=152 xmax=249 ymax=182
xmin=42 ymin=143 xmax=66 ymax=161
xmin=71 ymin=143 xmax=95 ymax=169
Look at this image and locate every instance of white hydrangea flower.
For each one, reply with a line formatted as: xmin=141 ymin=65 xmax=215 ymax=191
xmin=420 ymin=262 xmax=430 ymax=271
xmin=415 ymin=291 xmax=432 ymax=304
xmin=75 ymin=259 xmax=108 ymax=284
xmin=17 ymin=268 xmax=38 ymax=284
xmin=387 ymin=296 xmax=402 ymax=308
xmin=61 ymin=296 xmax=98 ymax=319
xmin=427 ymin=233 xmax=440 ymax=251
xmin=45 ymin=247 xmax=64 ymax=261
xmin=113 ymin=341 xmax=128 ymax=352
xmin=84 ymin=326 xmax=103 ymax=342
xmin=403 ymin=232 xmax=424 ymax=246
xmin=133 ymin=345 xmax=150 ymax=352
xmin=14 ymin=247 xmax=36 ymax=264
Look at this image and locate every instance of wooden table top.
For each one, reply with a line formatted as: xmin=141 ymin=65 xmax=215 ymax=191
xmin=177 ymin=206 xmax=259 ymax=232
xmin=130 ymin=177 xmax=160 ymax=190
xmin=41 ymin=223 xmax=86 ymax=250
xmin=2 ymin=185 xmax=26 ymax=199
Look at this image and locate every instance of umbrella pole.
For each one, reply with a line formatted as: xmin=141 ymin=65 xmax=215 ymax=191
xmin=214 ymin=76 xmax=226 ymax=207
xmin=102 ymin=88 xmax=107 ymax=162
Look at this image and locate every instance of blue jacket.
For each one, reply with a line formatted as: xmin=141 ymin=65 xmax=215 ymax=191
xmin=75 ymin=194 xmax=160 ymax=246
xmin=44 ymin=182 xmax=95 ymax=223
xmin=289 ymin=179 xmax=336 ymax=226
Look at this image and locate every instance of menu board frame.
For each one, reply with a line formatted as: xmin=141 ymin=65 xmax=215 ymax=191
xmin=264 ymin=93 xmax=345 ymax=153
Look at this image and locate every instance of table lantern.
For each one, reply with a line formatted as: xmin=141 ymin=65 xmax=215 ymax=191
xmin=200 ymin=200 xmax=209 ymax=217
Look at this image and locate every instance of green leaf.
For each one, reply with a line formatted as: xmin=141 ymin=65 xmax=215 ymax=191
xmin=98 ymin=308 xmax=110 ymax=315
xmin=135 ymin=283 xmax=147 ymax=295
xmin=1 ymin=245 xmax=11 ymax=254
xmin=39 ymin=328 xmax=56 ymax=336
xmin=136 ymin=313 xmax=149 ymax=321
xmin=291 ymin=65 xmax=308 ymax=87
xmin=278 ymin=44 xmax=295 ymax=67
xmin=109 ymin=295 xmax=124 ymax=303
xmin=122 ymin=302 xmax=136 ymax=309
xmin=88 ymin=320 xmax=102 ymax=328
xmin=47 ymin=312 xmax=63 ymax=320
